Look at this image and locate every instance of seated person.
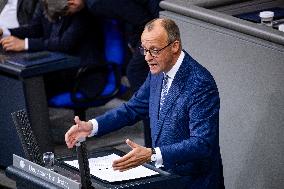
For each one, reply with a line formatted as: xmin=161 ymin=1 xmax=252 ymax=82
xmin=0 ymin=0 xmax=100 ymax=98
xmin=0 ymin=0 xmax=88 ymax=54
xmin=0 ymin=0 xmax=38 ymax=28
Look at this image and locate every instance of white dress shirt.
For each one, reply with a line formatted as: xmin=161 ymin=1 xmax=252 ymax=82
xmin=0 ymin=0 xmax=28 ymax=50
xmin=0 ymin=0 xmax=19 ymax=28
xmin=89 ymin=51 xmax=185 ymax=168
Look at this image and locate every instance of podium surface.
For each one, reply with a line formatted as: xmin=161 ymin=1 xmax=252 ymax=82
xmin=6 ymin=148 xmax=181 ymax=189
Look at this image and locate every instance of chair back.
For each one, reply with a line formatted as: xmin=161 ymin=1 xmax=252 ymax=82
xmin=11 ymin=109 xmax=44 ymax=166
xmin=104 ymin=19 xmax=125 ymax=66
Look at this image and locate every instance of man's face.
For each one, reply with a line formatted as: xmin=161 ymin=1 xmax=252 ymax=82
xmin=67 ymin=0 xmax=85 ymax=14
xmin=141 ymin=25 xmax=176 ymax=75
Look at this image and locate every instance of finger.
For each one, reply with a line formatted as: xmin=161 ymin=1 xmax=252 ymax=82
xmin=2 ymin=40 xmax=13 ymax=49
xmin=118 ymin=165 xmax=137 ymax=172
xmin=65 ymin=133 xmax=75 ymax=148
xmin=2 ymin=37 xmax=12 ymax=43
xmin=74 ymin=116 xmax=82 ymax=126
xmin=1 ymin=39 xmax=9 ymax=46
xmin=112 ymin=152 xmax=133 ymax=165
xmin=65 ymin=124 xmax=78 ymax=136
xmin=125 ymin=139 xmax=138 ymax=149
xmin=2 ymin=43 xmax=12 ymax=51
xmin=113 ymin=153 xmax=144 ymax=168
xmin=65 ymin=125 xmax=79 ymax=147
xmin=114 ymin=161 xmax=140 ymax=172
xmin=66 ymin=132 xmax=80 ymax=148
xmin=65 ymin=127 xmax=73 ymax=144
xmin=67 ymin=138 xmax=77 ymax=148
xmin=5 ymin=43 xmax=18 ymax=51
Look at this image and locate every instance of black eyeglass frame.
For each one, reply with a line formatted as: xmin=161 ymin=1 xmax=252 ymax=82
xmin=139 ymin=41 xmax=174 ymax=57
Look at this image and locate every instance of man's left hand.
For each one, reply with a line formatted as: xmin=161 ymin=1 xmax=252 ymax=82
xmin=112 ymin=139 xmax=152 ymax=171
xmin=0 ymin=36 xmax=25 ymax=52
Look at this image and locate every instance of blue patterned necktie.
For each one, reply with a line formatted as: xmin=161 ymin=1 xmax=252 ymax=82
xmin=160 ymin=73 xmax=169 ymax=112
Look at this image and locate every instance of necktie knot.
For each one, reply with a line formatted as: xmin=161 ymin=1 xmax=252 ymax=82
xmin=163 ymin=74 xmax=169 ymax=87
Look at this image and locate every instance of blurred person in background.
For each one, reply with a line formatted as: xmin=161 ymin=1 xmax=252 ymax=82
xmin=0 ymin=0 xmax=87 ymax=53
xmin=0 ymin=0 xmax=101 ymax=98
xmin=0 ymin=0 xmax=38 ymax=29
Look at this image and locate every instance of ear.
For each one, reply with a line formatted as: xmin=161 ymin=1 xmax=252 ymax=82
xmin=171 ymin=40 xmax=180 ymax=54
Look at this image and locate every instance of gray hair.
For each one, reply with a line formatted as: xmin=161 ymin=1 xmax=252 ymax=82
xmin=144 ymin=18 xmax=181 ymax=43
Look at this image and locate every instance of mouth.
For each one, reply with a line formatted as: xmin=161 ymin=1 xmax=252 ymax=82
xmin=148 ymin=62 xmax=158 ymax=69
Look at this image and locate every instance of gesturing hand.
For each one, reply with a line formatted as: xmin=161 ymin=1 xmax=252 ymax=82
xmin=112 ymin=139 xmax=152 ymax=171
xmin=0 ymin=36 xmax=25 ymax=52
xmin=65 ymin=116 xmax=93 ymax=148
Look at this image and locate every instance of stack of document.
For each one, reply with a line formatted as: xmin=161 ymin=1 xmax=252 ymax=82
xmin=65 ymin=153 xmax=159 ymax=182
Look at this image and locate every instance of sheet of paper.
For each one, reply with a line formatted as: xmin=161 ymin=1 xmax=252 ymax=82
xmin=64 ymin=153 xmax=159 ymax=182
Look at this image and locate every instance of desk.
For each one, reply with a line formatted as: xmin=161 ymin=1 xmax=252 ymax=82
xmin=0 ymin=51 xmax=80 ymax=167
xmin=6 ymin=148 xmax=181 ymax=189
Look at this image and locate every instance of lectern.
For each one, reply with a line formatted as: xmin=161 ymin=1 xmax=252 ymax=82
xmin=6 ymin=147 xmax=181 ymax=189
xmin=7 ymin=108 xmax=181 ymax=188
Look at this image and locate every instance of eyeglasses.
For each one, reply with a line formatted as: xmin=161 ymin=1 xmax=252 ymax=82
xmin=139 ymin=41 xmax=173 ymax=57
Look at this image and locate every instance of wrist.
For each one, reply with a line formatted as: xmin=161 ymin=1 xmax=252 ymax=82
xmin=145 ymin=148 xmax=152 ymax=162
xmin=87 ymin=121 xmax=93 ymax=135
xmin=150 ymin=148 xmax=157 ymax=162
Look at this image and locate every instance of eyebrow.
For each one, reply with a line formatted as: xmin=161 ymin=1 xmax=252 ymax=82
xmin=141 ymin=44 xmax=160 ymax=50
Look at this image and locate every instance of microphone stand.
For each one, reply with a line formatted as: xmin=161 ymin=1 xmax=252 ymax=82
xmin=75 ymin=138 xmax=93 ymax=189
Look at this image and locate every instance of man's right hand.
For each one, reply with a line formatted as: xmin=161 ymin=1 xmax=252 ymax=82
xmin=65 ymin=116 xmax=93 ymax=148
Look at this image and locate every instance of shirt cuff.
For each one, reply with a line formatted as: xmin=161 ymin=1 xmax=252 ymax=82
xmin=24 ymin=38 xmax=29 ymax=50
xmin=154 ymin=147 xmax=164 ymax=168
xmin=2 ymin=28 xmax=11 ymax=37
xmin=88 ymin=119 xmax=98 ymax=137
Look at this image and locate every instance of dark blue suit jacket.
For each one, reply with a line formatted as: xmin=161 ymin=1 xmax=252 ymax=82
xmin=17 ymin=0 xmax=38 ymax=25
xmin=95 ymin=51 xmax=223 ymax=188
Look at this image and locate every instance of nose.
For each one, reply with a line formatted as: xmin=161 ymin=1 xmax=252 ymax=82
xmin=144 ymin=51 xmax=153 ymax=62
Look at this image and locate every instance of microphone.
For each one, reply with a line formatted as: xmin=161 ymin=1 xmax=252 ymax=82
xmin=75 ymin=137 xmax=93 ymax=189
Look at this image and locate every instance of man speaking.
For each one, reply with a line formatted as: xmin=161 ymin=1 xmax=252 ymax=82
xmin=65 ymin=18 xmax=224 ymax=189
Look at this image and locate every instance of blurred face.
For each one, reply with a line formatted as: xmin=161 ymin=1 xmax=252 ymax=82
xmin=141 ymin=23 xmax=180 ymax=74
xmin=67 ymin=0 xmax=85 ymax=14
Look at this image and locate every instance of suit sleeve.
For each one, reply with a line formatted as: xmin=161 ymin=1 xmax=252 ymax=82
xmin=17 ymin=0 xmax=39 ymax=25
xmin=95 ymin=73 xmax=151 ymax=136
xmin=10 ymin=2 xmax=44 ymax=39
xmin=160 ymin=73 xmax=220 ymax=167
xmin=27 ymin=12 xmax=87 ymax=52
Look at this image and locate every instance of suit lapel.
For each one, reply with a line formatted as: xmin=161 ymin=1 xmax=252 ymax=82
xmin=151 ymin=74 xmax=163 ymax=120
xmin=153 ymin=53 xmax=192 ymax=145
xmin=0 ymin=0 xmax=8 ymax=13
xmin=151 ymin=73 xmax=163 ymax=144
xmin=17 ymin=0 xmax=23 ymax=11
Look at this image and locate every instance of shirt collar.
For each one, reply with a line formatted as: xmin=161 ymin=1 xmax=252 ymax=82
xmin=165 ymin=51 xmax=185 ymax=79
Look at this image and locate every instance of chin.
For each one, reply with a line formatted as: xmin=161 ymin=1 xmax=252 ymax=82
xmin=150 ymin=70 xmax=160 ymax=75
